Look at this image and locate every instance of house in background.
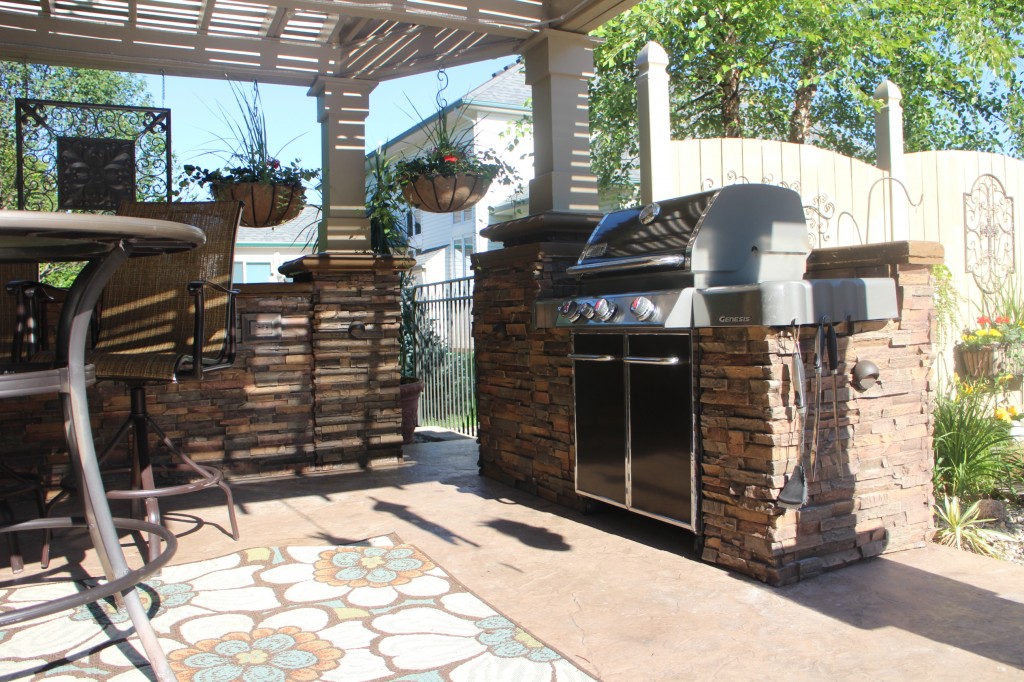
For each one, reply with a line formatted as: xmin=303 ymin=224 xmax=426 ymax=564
xmin=233 ymin=205 xmax=320 ymax=283
xmin=382 ymin=61 xmax=533 ymax=285
xmin=234 ymin=63 xmax=534 ymax=285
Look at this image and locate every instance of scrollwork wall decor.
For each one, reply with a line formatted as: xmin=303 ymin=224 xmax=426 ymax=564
xmin=964 ymin=173 xmax=1015 ymax=294
xmin=803 ymin=194 xmax=835 ymax=248
xmin=16 ymin=99 xmax=171 ymax=211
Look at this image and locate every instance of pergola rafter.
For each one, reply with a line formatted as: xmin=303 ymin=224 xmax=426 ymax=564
xmin=0 ymin=0 xmax=631 ymax=85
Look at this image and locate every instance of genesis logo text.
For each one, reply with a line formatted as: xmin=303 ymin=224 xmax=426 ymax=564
xmin=719 ymin=315 xmax=751 ymax=323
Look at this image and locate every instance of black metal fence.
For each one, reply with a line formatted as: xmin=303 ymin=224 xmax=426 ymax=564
xmin=411 ymin=277 xmax=476 ymax=437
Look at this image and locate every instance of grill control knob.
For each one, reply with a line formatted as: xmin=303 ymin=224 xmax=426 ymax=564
xmin=594 ymin=298 xmax=617 ymax=322
xmin=630 ymin=296 xmax=657 ymax=321
xmin=579 ymin=301 xmax=595 ymax=319
xmin=558 ymin=299 xmax=581 ymax=322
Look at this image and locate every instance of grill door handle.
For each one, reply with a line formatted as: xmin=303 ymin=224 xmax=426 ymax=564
xmin=568 ymin=353 xmax=618 ymax=362
xmin=624 ymin=356 xmax=681 ymax=365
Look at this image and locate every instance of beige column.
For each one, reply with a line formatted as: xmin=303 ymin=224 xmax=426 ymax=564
xmin=636 ymin=41 xmax=672 ymax=204
xmin=309 ymin=76 xmax=378 ymax=253
xmin=874 ymin=80 xmax=909 ymax=241
xmin=520 ymin=29 xmax=599 ymax=214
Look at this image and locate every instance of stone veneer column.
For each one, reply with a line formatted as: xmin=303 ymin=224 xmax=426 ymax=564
xmin=280 ymin=254 xmax=413 ymax=469
xmin=474 ymin=212 xmax=600 ymax=506
xmin=699 ymin=241 xmax=942 ymax=585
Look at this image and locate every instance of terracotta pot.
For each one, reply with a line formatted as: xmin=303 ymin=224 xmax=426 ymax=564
xmin=399 ymin=380 xmax=423 ymax=444
xmin=213 ymin=182 xmax=305 ymax=227
xmin=400 ymin=173 xmax=490 ymax=213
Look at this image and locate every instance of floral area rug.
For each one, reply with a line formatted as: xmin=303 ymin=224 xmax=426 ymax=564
xmin=0 ymin=536 xmax=596 ymax=681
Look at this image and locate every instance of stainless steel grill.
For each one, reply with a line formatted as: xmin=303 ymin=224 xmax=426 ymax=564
xmin=548 ymin=184 xmax=898 ymax=533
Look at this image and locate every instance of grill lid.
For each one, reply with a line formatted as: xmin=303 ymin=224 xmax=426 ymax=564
xmin=568 ymin=184 xmax=810 ymax=291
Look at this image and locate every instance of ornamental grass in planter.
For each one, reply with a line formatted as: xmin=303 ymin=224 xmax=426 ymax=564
xmin=178 ymin=82 xmax=320 ymax=227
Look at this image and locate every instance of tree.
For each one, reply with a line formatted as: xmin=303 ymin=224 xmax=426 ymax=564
xmin=589 ymin=0 xmax=1024 ymax=197
xmin=0 ymin=62 xmax=151 ymax=210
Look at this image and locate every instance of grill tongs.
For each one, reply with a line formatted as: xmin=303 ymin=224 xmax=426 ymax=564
xmin=778 ymin=325 xmax=809 ymax=509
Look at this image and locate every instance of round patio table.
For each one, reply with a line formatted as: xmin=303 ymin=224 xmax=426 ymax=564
xmin=0 ymin=209 xmax=206 ymax=682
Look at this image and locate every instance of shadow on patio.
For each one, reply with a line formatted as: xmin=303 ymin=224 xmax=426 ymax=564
xmin=7 ymin=436 xmax=1024 ymax=681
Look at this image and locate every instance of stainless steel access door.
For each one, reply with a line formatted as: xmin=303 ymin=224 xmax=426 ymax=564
xmin=571 ymin=333 xmax=695 ymax=529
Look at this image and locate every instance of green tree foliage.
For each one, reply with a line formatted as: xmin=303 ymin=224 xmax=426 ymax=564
xmin=0 ymin=62 xmax=151 ymax=210
xmin=590 ymin=0 xmax=1024 ymax=196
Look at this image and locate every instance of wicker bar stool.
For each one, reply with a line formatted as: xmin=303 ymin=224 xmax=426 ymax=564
xmin=42 ymin=201 xmax=244 ymax=566
xmin=1 ymin=263 xmax=50 ymax=572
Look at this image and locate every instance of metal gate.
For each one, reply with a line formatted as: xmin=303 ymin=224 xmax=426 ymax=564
xmin=412 ymin=277 xmax=476 ymax=437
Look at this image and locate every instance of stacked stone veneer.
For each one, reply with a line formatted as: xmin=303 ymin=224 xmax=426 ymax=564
xmin=473 ymin=213 xmax=598 ymax=508
xmin=474 ymin=217 xmax=941 ymax=585
xmin=699 ymin=241 xmax=940 ymax=584
xmin=0 ymin=256 xmax=408 ymax=482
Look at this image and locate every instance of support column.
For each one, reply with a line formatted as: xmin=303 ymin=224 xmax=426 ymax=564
xmin=636 ymin=41 xmax=672 ymax=204
xmin=520 ymin=29 xmax=600 ymax=214
xmin=280 ymin=254 xmax=415 ymax=468
xmin=309 ymin=76 xmax=378 ymax=253
xmin=874 ymin=80 xmax=909 ymax=241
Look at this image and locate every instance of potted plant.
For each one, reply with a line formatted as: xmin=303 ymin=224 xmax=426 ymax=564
xmin=956 ymin=315 xmax=1010 ymax=378
xmin=179 ymin=82 xmax=320 ymax=227
xmin=398 ymin=270 xmax=423 ymax=443
xmin=367 ymin=148 xmax=410 ymax=257
xmin=392 ymin=103 xmax=516 ymax=214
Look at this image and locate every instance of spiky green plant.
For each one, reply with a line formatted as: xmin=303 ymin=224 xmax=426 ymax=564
xmin=933 ymin=392 xmax=1013 ymax=500
xmin=934 ymin=495 xmax=1013 ymax=557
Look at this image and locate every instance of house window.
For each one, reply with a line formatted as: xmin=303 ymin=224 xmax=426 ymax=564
xmin=452 ymin=208 xmax=474 ymax=224
xmin=233 ymin=260 xmax=274 ymax=284
xmin=451 ymin=236 xmax=474 ymax=279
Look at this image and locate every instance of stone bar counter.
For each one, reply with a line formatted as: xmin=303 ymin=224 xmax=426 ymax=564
xmin=0 ymin=254 xmax=413 ymax=481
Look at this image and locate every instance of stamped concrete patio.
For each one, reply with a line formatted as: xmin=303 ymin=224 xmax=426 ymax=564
xmin=11 ymin=433 xmax=1024 ymax=680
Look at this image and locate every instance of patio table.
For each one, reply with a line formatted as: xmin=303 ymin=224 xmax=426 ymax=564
xmin=0 ymin=209 xmax=206 ymax=681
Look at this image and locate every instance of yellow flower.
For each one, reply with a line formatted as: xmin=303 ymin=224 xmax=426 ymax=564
xmin=995 ymin=407 xmax=1010 ymax=421
xmin=1010 ymin=405 xmax=1021 ymax=418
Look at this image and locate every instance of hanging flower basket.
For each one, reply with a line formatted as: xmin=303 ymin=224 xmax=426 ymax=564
xmin=213 ymin=182 xmax=306 ymax=228
xmin=400 ymin=173 xmax=491 ymax=214
xmin=955 ymin=344 xmax=1007 ymax=379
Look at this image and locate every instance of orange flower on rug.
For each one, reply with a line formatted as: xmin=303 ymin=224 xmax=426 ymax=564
xmin=169 ymin=626 xmax=343 ymax=680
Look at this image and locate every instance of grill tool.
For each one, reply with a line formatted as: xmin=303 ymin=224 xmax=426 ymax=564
xmin=826 ymin=320 xmax=840 ymax=465
xmin=778 ymin=326 xmax=808 ymax=509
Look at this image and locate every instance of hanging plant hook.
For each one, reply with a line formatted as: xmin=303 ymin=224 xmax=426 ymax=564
xmin=435 ymin=68 xmax=449 ymax=112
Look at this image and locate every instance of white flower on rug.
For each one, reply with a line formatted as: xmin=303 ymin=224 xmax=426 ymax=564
xmin=374 ymin=592 xmax=596 ymax=682
xmin=262 ymin=545 xmax=450 ymax=608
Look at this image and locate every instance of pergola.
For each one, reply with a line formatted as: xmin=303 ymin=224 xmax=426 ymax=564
xmin=0 ymin=0 xmax=638 ymax=251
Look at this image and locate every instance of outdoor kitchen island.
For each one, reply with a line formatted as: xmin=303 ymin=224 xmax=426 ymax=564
xmin=473 ymin=187 xmax=940 ymax=586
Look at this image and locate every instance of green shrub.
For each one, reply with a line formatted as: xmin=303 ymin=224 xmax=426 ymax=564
xmin=934 ymin=495 xmax=1012 ymax=557
xmin=933 ymin=391 xmax=1013 ymax=500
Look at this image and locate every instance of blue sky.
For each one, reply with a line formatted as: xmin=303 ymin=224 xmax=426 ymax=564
xmin=144 ymin=57 xmax=515 ymax=199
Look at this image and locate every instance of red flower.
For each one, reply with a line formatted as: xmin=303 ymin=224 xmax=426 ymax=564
xmin=443 ymin=155 xmax=459 ymax=163
xmin=995 ymin=315 xmax=1010 ymax=324
xmin=977 ymin=315 xmax=991 ymax=326
xmin=268 ymin=159 xmax=281 ymax=169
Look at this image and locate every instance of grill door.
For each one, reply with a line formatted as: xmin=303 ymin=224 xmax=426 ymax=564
xmin=572 ymin=334 xmax=626 ymax=505
xmin=626 ymin=335 xmax=692 ymax=524
xmin=571 ymin=333 xmax=694 ymax=528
